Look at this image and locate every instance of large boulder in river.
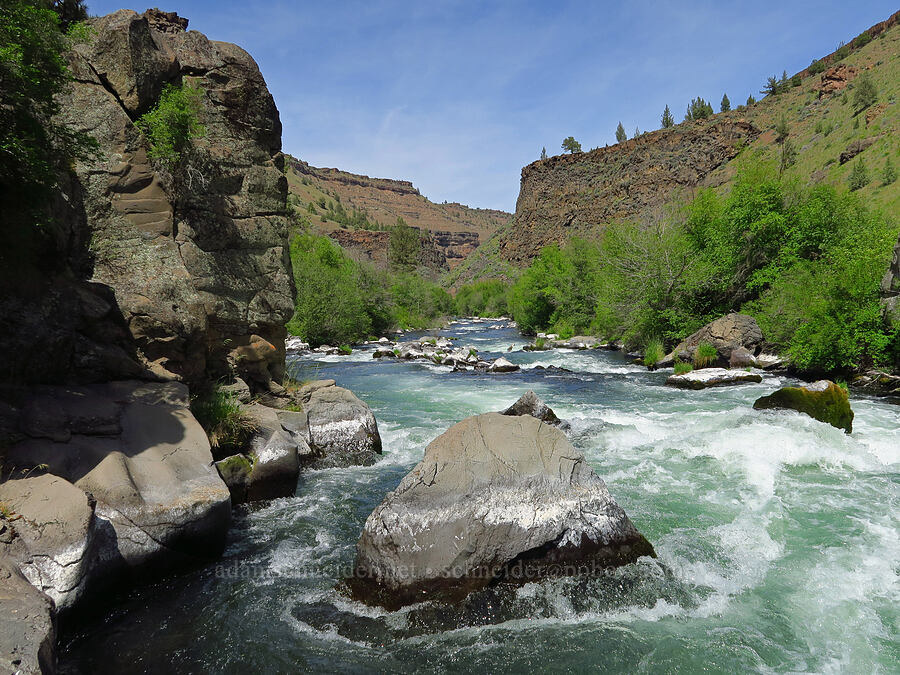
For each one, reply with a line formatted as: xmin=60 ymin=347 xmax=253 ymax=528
xmin=658 ymin=313 xmax=763 ymax=368
xmin=754 ymin=380 xmax=853 ymax=433
xmin=349 ymin=413 xmax=654 ymax=609
xmin=1 ymin=381 xmax=231 ymax=608
xmin=666 ymin=368 xmax=763 ymax=390
xmin=0 ymin=556 xmax=56 ymax=675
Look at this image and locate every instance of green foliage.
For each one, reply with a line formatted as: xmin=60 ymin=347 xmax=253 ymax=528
xmin=882 ymin=158 xmax=897 ymax=186
xmin=508 ymin=239 xmax=601 ymax=335
xmin=615 ymin=122 xmax=627 ymax=143
xmin=835 ymin=42 xmax=850 ymax=61
xmin=540 ymin=147 xmax=548 ymax=160
xmin=684 ymin=97 xmax=714 ymax=121
xmin=286 ymin=232 xmax=451 ymax=345
xmin=746 ymin=95 xmax=756 ymax=106
xmin=693 ymin=342 xmax=718 ymax=369
xmin=561 ymin=136 xmax=582 ymax=154
xmin=135 ymin=83 xmax=205 ymax=173
xmin=674 ymin=360 xmax=693 ymax=375
xmin=0 ymin=0 xmax=97 ymax=236
xmin=720 ymin=93 xmax=731 ymax=113
xmin=853 ymin=31 xmax=872 ymax=48
xmin=49 ymin=0 xmax=86 ymax=30
xmin=661 ymin=104 xmax=674 ymax=128
xmin=388 ymin=218 xmax=421 ymax=271
xmin=454 ymin=279 xmax=509 ymax=317
xmin=338 ymin=344 xmax=352 ymax=355
xmin=852 ymin=72 xmax=878 ymax=113
xmin=848 ymin=158 xmax=869 ymax=191
xmin=808 ymin=59 xmax=826 ymax=75
xmin=643 ymin=338 xmax=664 ymax=368
xmin=190 ymin=388 xmax=258 ymax=457
xmin=534 ymin=337 xmax=546 ymax=349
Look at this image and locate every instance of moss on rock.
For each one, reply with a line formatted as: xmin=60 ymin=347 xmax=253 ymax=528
xmin=753 ymin=380 xmax=853 ymax=433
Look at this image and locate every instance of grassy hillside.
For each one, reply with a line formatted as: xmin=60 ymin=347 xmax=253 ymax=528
xmin=456 ymin=12 xmax=900 ymax=285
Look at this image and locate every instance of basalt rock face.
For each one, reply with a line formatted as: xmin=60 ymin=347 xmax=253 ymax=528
xmin=492 ymin=120 xmax=759 ymax=267
xmin=350 ymin=413 xmax=653 ymax=609
xmin=882 ymin=233 xmax=900 ymax=324
xmin=658 ymin=313 xmax=764 ymax=369
xmin=8 ymin=9 xmax=294 ymax=389
xmin=0 ymin=556 xmax=56 ymax=675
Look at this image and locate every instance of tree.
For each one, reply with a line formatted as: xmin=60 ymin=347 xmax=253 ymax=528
xmin=388 ymin=217 xmax=421 ymax=271
xmin=746 ymin=94 xmax=757 ymax=106
xmin=49 ymin=0 xmax=87 ymax=30
xmin=684 ymin=97 xmax=714 ymax=121
xmin=540 ymin=146 xmax=548 ymax=160
xmin=634 ymin=126 xmax=640 ymax=138
xmin=848 ymin=158 xmax=869 ymax=191
xmin=882 ymin=157 xmax=897 ymax=186
xmin=615 ymin=122 xmax=627 ymax=143
xmin=761 ymin=75 xmax=779 ymax=97
xmin=661 ymin=104 xmax=674 ymax=128
xmin=561 ymin=136 xmax=582 ymax=154
xmin=852 ymin=72 xmax=877 ymax=113
xmin=720 ymin=93 xmax=731 ymax=112
xmin=775 ymin=114 xmax=790 ymax=144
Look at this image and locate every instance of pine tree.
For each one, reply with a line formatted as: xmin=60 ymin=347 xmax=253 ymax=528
xmin=661 ymin=104 xmax=674 ymax=128
xmin=634 ymin=126 xmax=640 ymax=138
xmin=684 ymin=97 xmax=714 ymax=121
xmin=761 ymin=76 xmax=779 ymax=97
xmin=848 ymin=158 xmax=870 ymax=191
xmin=561 ymin=137 xmax=582 ymax=154
xmin=615 ymin=122 xmax=627 ymax=143
xmin=720 ymin=93 xmax=731 ymax=112
xmin=775 ymin=114 xmax=790 ymax=144
xmin=540 ymin=147 xmax=548 ymax=160
xmin=882 ymin=157 xmax=897 ymax=186
xmin=747 ymin=94 xmax=757 ymax=106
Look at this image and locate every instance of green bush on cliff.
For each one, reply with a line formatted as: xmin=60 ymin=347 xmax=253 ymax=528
xmin=136 ymin=83 xmax=206 ymax=173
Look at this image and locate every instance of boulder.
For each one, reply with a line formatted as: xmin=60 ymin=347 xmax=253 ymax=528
xmin=488 ymin=357 xmax=520 ymax=373
xmin=754 ymin=380 xmax=853 ymax=433
xmin=214 ymin=454 xmax=253 ymax=504
xmin=658 ymin=314 xmax=763 ymax=368
xmin=666 ymin=368 xmax=763 ymax=390
xmin=372 ymin=347 xmax=394 ymax=359
xmin=501 ymin=391 xmax=565 ymax=428
xmin=728 ymin=346 xmax=756 ymax=368
xmin=851 ymin=370 xmax=900 ymax=398
xmin=350 ymin=413 xmax=654 ymax=609
xmin=0 ymin=475 xmax=97 ymax=611
xmin=0 ymin=556 xmax=56 ymax=675
xmin=244 ymin=404 xmax=300 ymax=501
xmin=3 ymin=381 xmax=231 ymax=605
xmin=293 ymin=381 xmax=382 ymax=466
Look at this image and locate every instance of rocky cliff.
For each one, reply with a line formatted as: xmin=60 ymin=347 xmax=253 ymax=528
xmin=285 ymin=156 xmax=510 ymax=269
xmin=0 ymin=8 xmax=294 ymax=390
xmin=496 ymin=119 xmax=758 ymax=267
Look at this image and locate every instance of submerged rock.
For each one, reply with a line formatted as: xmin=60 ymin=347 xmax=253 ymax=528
xmin=753 ymin=380 xmax=853 ymax=433
xmin=0 ymin=556 xmax=56 ymax=675
xmin=501 ymin=391 xmax=565 ymax=428
xmin=349 ymin=413 xmax=654 ymax=609
xmin=666 ymin=368 xmax=763 ymax=390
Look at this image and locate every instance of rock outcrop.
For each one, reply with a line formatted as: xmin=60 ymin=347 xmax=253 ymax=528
xmin=0 ymin=381 xmax=231 ymax=609
xmin=501 ymin=391 xmax=566 ymax=428
xmin=666 ymin=368 xmax=763 ymax=390
xmin=753 ymin=380 xmax=854 ymax=433
xmin=350 ymin=413 xmax=654 ymax=609
xmin=0 ymin=556 xmax=56 ymax=675
xmin=658 ymin=314 xmax=764 ymax=368
xmin=882 ymin=233 xmax=900 ymax=324
xmin=1 ymin=9 xmax=294 ymax=390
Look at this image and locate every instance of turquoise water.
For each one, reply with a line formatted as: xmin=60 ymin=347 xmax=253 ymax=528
xmin=61 ymin=320 xmax=899 ymax=673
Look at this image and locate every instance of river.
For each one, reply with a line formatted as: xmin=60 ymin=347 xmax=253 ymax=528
xmin=60 ymin=319 xmax=899 ymax=673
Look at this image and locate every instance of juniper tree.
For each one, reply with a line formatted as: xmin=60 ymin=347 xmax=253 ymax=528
xmin=848 ymin=158 xmax=869 ymax=191
xmin=853 ymin=72 xmax=877 ymax=113
xmin=540 ymin=146 xmax=548 ymax=160
xmin=615 ymin=122 xmax=627 ymax=143
xmin=720 ymin=93 xmax=731 ymax=112
xmin=561 ymin=136 xmax=582 ymax=154
xmin=661 ymin=104 xmax=674 ymax=128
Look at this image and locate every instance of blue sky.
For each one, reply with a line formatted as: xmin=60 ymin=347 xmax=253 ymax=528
xmin=89 ymin=1 xmax=895 ymax=211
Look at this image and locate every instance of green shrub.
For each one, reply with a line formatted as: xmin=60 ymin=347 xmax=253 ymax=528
xmin=835 ymin=42 xmax=850 ymax=60
xmin=190 ymin=388 xmax=257 ymax=457
xmin=853 ymin=31 xmax=872 ymax=48
xmin=674 ymin=360 xmax=694 ymax=375
xmin=809 ymin=59 xmax=826 ymax=75
xmin=852 ymin=72 xmax=878 ymax=113
xmin=693 ymin=342 xmax=718 ymax=369
xmin=338 ymin=344 xmax=352 ymax=355
xmin=882 ymin=158 xmax=897 ymax=186
xmin=135 ymin=83 xmax=205 ymax=173
xmin=848 ymin=158 xmax=870 ymax=191
xmin=643 ymin=338 xmax=665 ymax=368
xmin=534 ymin=337 xmax=546 ymax=349
xmin=454 ymin=279 xmax=509 ymax=317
